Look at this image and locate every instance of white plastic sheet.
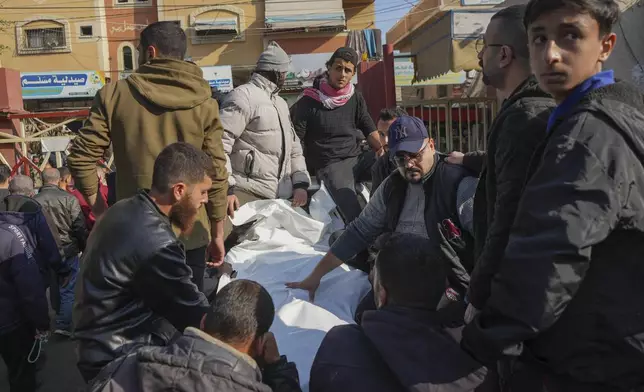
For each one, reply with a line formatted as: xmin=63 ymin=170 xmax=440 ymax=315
xmin=222 ymin=185 xmax=371 ymax=391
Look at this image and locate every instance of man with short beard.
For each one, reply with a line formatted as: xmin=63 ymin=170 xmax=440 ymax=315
xmin=446 ymin=5 xmax=555 ymax=323
xmin=73 ymin=143 xmax=211 ymax=382
xmin=287 ymin=116 xmax=478 ymax=315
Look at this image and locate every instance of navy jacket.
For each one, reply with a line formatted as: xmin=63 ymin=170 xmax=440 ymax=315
xmin=310 ymin=305 xmax=487 ymax=392
xmin=0 ymin=195 xmax=66 ymax=277
xmin=0 ymin=223 xmax=50 ymax=334
xmin=0 ymin=195 xmax=67 ymax=314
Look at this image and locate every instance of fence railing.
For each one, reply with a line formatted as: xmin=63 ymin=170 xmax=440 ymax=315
xmin=398 ymin=97 xmax=498 ymax=153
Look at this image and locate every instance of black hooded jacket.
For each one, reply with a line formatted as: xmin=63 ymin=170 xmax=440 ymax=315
xmin=465 ymin=76 xmax=555 ymax=309
xmin=462 ymin=82 xmax=644 ymax=389
xmin=311 ymin=306 xmax=486 ymax=392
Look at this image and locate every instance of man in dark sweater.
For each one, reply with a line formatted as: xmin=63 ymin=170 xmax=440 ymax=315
xmin=291 ymin=47 xmax=383 ymax=224
xmin=462 ymin=0 xmax=644 ymax=389
xmin=446 ymin=5 xmax=555 ymax=323
xmin=310 ymin=233 xmax=486 ymax=392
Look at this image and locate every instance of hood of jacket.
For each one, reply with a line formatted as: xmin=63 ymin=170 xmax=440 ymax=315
xmin=127 ymin=58 xmax=212 ymax=110
xmin=249 ymin=72 xmax=279 ymax=95
xmin=361 ymin=306 xmax=485 ymax=392
xmin=130 ymin=328 xmax=270 ymax=392
xmin=1 ymin=194 xmax=41 ymax=214
xmin=574 ymin=81 xmax=644 ymax=159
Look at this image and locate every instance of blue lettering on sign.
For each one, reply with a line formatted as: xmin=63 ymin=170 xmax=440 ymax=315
xmin=21 ymin=74 xmax=88 ymax=88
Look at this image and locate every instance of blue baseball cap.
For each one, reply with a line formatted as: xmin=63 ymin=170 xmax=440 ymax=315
xmin=388 ymin=116 xmax=429 ymax=155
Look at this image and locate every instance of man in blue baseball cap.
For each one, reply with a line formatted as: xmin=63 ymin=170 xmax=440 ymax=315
xmin=287 ymin=115 xmax=478 ymax=317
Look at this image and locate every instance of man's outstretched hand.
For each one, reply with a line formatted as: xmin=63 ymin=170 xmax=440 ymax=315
xmin=285 ymin=275 xmax=321 ymax=301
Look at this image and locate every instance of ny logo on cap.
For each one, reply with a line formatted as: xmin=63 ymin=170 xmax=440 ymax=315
xmin=394 ymin=126 xmax=408 ymax=140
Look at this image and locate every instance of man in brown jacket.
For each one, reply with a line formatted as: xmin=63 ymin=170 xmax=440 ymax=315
xmin=67 ymin=21 xmax=228 ymax=291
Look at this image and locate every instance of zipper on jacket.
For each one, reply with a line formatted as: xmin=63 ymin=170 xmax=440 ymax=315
xmin=272 ymin=94 xmax=287 ymax=181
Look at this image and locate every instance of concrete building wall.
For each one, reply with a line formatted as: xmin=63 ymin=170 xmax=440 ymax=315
xmin=0 ymin=0 xmax=376 ymax=77
xmin=104 ymin=0 xmax=158 ymax=80
xmin=0 ymin=0 xmax=104 ymax=72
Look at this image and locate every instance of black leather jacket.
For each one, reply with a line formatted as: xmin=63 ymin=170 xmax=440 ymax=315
xmin=73 ymin=191 xmax=209 ymax=381
xmin=34 ymin=184 xmax=88 ymax=259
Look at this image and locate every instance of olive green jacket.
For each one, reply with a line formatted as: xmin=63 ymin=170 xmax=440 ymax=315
xmin=68 ymin=58 xmax=228 ymax=250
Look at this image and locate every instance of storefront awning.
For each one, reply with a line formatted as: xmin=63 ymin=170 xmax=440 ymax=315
xmin=411 ymin=10 xmax=495 ymax=81
xmin=194 ymin=18 xmax=239 ymax=33
xmin=265 ymin=0 xmax=346 ymax=31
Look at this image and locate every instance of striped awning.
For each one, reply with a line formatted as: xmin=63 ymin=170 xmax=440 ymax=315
xmin=265 ymin=0 xmax=346 ymax=30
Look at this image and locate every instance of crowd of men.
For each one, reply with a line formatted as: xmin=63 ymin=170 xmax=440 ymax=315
xmin=1 ymin=0 xmax=644 ymax=390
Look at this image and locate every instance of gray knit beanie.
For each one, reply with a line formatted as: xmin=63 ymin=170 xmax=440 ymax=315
xmin=256 ymin=41 xmax=290 ymax=73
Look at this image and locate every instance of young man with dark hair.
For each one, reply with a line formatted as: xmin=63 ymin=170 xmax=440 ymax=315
xmin=0 ymin=165 xmax=10 ymax=200
xmin=73 ymin=143 xmax=213 ymax=382
xmin=310 ymin=233 xmax=486 ymax=392
xmin=220 ymin=42 xmax=310 ymax=246
xmin=35 ymin=168 xmax=88 ymax=336
xmin=462 ymin=0 xmax=644 ymax=390
xmin=371 ymin=107 xmax=408 ymax=194
xmin=90 ymin=280 xmax=301 ymax=392
xmin=68 ymin=21 xmax=228 ymax=292
xmin=446 ymin=5 xmax=555 ymax=324
xmin=291 ymin=47 xmax=383 ymax=224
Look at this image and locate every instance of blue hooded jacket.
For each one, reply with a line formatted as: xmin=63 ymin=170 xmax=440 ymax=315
xmin=0 ymin=223 xmax=50 ymax=333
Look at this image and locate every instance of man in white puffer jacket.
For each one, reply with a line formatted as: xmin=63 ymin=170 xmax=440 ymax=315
xmin=219 ymin=42 xmax=311 ymax=241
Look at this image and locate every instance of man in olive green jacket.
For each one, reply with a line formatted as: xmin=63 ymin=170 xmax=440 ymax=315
xmin=67 ymin=22 xmax=228 ymax=291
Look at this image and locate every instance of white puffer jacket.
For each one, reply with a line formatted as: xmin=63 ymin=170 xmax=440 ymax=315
xmin=219 ymin=73 xmax=310 ymax=199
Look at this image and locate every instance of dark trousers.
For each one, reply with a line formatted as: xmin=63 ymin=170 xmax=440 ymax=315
xmin=317 ymin=151 xmax=375 ymax=224
xmin=186 ymin=246 xmax=207 ymax=292
xmin=0 ymin=326 xmax=38 ymax=392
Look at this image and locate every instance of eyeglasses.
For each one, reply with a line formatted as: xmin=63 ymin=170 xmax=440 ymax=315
xmin=475 ymin=38 xmax=511 ymax=55
xmin=393 ymin=141 xmax=428 ymax=167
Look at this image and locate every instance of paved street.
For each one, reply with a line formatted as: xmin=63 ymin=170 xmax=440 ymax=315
xmin=0 ymin=334 xmax=86 ymax=392
xmin=0 ymin=275 xmax=219 ymax=391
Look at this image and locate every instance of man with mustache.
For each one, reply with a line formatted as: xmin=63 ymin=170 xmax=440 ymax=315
xmin=462 ymin=0 xmax=644 ymax=389
xmin=287 ymin=116 xmax=477 ymax=313
xmin=73 ymin=143 xmax=211 ymax=382
xmin=446 ymin=5 xmax=555 ymax=324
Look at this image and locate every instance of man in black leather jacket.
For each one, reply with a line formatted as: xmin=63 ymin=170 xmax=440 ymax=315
xmin=90 ymin=280 xmax=302 ymax=392
xmin=35 ymin=167 xmax=88 ymax=335
xmin=73 ymin=143 xmax=213 ymax=382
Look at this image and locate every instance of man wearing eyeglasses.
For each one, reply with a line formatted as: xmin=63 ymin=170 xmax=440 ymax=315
xmin=446 ymin=5 xmax=555 ymax=325
xmin=287 ymin=116 xmax=477 ymax=313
